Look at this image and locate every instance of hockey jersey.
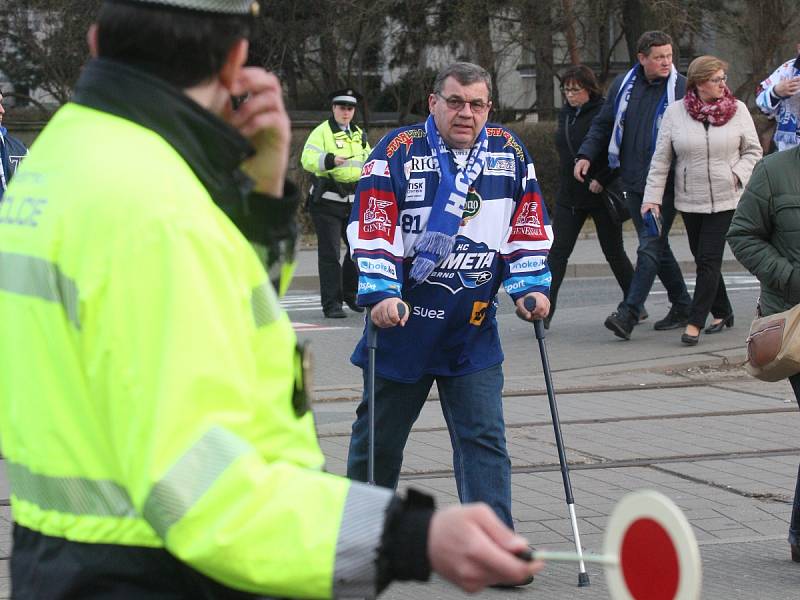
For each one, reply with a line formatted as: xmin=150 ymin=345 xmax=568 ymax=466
xmin=346 ymin=123 xmax=552 ymax=382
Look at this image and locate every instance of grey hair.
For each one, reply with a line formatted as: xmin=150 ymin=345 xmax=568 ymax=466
xmin=433 ymin=62 xmax=492 ymax=99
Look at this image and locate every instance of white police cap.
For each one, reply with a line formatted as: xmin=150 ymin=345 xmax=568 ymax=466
xmin=112 ymin=0 xmax=260 ymax=16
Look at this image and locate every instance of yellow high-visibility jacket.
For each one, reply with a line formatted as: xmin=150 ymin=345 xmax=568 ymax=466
xmin=301 ymin=118 xmax=370 ymax=200
xmin=0 ymin=58 xmax=392 ymax=599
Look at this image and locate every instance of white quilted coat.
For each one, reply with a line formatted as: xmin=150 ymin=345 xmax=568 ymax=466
xmin=643 ymin=99 xmax=762 ymax=213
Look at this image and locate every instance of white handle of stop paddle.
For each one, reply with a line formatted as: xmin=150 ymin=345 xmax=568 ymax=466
xmin=519 ymin=548 xmax=619 ymax=567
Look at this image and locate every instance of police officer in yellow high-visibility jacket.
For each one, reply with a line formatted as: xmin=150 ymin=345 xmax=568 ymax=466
xmin=301 ymin=90 xmax=370 ymax=318
xmin=0 ymin=0 xmax=542 ymax=598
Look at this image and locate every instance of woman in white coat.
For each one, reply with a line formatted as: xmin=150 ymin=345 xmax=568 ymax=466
xmin=642 ymin=55 xmax=762 ymax=345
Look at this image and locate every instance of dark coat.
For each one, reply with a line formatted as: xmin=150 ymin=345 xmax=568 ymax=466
xmin=555 ymin=96 xmax=614 ymax=208
xmin=577 ymin=65 xmax=686 ymax=194
xmin=727 ymin=146 xmax=800 ymax=316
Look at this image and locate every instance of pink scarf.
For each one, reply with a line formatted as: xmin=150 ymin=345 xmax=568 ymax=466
xmin=683 ymin=86 xmax=738 ymax=126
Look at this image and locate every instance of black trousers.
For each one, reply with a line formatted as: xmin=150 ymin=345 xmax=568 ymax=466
xmin=547 ymin=202 xmax=634 ymax=322
xmin=681 ymin=210 xmax=734 ymax=328
xmin=310 ymin=199 xmax=358 ymax=311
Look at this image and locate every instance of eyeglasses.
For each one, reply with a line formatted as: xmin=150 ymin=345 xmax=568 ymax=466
xmin=561 ymin=87 xmax=585 ymax=95
xmin=436 ymin=93 xmax=491 ymax=114
xmin=708 ymin=75 xmax=728 ymax=84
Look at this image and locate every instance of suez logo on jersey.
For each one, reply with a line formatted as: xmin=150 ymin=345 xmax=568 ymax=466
xmin=411 ymin=306 xmax=446 ymax=320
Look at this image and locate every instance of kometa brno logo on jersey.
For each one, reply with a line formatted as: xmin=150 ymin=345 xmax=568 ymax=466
xmin=425 ymin=238 xmax=496 ymax=294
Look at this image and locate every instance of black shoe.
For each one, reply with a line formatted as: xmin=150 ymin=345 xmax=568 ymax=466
xmin=704 ymin=314 xmax=733 ymax=334
xmin=653 ymin=305 xmax=690 ymax=330
xmin=681 ymin=332 xmax=699 ymax=346
xmin=323 ymin=306 xmax=346 ymax=319
xmin=792 ymin=543 xmax=800 ymax=563
xmin=604 ymin=310 xmax=636 ymax=340
xmin=344 ymin=298 xmax=364 ymax=313
xmin=490 ymin=574 xmax=534 ymax=588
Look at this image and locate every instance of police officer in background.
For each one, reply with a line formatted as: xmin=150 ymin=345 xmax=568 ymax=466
xmin=301 ymin=89 xmax=370 ymax=318
xmin=0 ymin=0 xmax=543 ymax=597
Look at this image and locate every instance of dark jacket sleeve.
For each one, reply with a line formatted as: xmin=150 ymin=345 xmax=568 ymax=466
xmin=576 ymin=75 xmax=623 ymax=163
xmin=727 ymin=160 xmax=800 ymax=304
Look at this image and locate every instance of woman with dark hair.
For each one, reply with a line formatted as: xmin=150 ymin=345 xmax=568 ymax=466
xmin=643 ymin=55 xmax=761 ymax=345
xmin=548 ymin=64 xmax=637 ymax=328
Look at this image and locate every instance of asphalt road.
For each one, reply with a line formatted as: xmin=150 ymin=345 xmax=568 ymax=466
xmin=286 ymin=272 xmax=761 ymax=398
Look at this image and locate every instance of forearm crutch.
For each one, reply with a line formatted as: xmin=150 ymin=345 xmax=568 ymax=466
xmin=365 ymin=301 xmax=406 ymax=485
xmin=524 ymin=296 xmax=589 ymax=586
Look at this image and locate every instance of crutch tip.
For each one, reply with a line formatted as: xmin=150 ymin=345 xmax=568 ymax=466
xmin=578 ymin=572 xmax=591 ymax=587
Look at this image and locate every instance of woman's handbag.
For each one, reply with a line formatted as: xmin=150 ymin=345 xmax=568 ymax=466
xmin=745 ymin=303 xmax=800 ymax=381
xmin=601 ymin=182 xmax=630 ymax=225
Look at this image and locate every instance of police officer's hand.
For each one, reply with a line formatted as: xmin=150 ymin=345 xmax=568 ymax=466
xmin=370 ymin=298 xmax=409 ymax=328
xmin=428 ymin=504 xmax=543 ymax=593
xmin=514 ymin=292 xmax=550 ymax=322
xmin=227 ymin=68 xmax=291 ymax=197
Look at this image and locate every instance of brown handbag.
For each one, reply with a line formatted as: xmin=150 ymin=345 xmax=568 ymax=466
xmin=746 ymin=302 xmax=800 ymax=381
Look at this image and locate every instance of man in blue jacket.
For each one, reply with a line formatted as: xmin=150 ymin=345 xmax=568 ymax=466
xmin=574 ymin=31 xmax=691 ymax=340
xmin=346 ymin=64 xmax=550 ymax=589
xmin=0 ymin=90 xmax=28 ymax=197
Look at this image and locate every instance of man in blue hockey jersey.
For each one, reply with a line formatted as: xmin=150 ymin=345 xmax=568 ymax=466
xmin=346 ymin=63 xmax=551 ymax=574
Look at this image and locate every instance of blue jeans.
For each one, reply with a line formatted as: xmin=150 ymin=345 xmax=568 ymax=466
xmin=346 ymin=364 xmax=513 ymax=528
xmin=621 ymin=190 xmax=691 ymax=318
xmin=789 ymin=374 xmax=800 ymax=546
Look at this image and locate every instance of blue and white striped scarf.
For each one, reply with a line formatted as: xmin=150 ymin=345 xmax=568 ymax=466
xmin=409 ymin=114 xmax=488 ymax=285
xmin=608 ymin=64 xmax=678 ymax=169
xmin=775 ymin=60 xmax=800 ymax=149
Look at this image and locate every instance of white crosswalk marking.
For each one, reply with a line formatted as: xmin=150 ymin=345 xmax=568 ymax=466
xmin=280 ymin=294 xmax=322 ymax=312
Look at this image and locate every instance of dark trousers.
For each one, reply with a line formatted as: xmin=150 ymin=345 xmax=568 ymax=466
xmin=310 ymin=200 xmax=358 ymax=311
xmin=621 ymin=190 xmax=691 ymax=318
xmin=789 ymin=374 xmax=800 ymax=547
xmin=346 ymin=364 xmax=513 ymax=528
xmin=548 ymin=203 xmax=635 ymax=322
xmin=681 ymin=210 xmax=734 ymax=328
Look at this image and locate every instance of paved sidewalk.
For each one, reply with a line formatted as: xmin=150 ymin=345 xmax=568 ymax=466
xmin=313 ymin=362 xmax=800 ymax=600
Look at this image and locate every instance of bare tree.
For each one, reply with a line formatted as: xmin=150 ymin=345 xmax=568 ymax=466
xmin=0 ymin=0 xmax=99 ymax=106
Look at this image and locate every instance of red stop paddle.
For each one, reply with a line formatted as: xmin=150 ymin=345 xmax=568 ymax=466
xmin=521 ymin=490 xmax=701 ymax=600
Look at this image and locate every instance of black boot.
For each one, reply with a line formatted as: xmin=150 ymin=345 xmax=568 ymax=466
xmin=604 ymin=309 xmax=636 ymax=340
